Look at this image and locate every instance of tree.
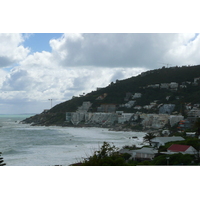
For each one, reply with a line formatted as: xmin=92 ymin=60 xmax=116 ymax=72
xmin=143 ymin=132 xmax=156 ymax=145
xmin=81 ymin=142 xmax=127 ymax=166
xmin=0 ymin=152 xmax=6 ymax=166
xmin=194 ymin=118 xmax=200 ymax=138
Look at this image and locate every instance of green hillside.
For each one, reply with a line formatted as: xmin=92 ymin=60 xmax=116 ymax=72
xmin=22 ymin=65 xmax=200 ymax=126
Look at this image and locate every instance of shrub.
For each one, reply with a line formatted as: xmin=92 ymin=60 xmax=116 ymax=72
xmin=0 ymin=152 xmax=6 ymax=166
xmin=81 ymin=142 xmax=128 ymax=166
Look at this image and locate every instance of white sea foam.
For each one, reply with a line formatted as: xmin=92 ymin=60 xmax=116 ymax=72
xmin=0 ymin=115 xmax=146 ymax=166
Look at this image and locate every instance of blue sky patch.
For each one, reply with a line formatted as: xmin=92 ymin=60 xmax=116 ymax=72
xmin=22 ymin=33 xmax=63 ymax=53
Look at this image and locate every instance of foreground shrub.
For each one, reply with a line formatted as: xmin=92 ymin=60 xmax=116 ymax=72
xmin=0 ymin=152 xmax=6 ymax=166
xmin=81 ymin=142 xmax=128 ymax=166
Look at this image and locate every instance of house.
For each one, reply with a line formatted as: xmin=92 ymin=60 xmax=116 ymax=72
xmin=194 ymin=77 xmax=200 ymax=85
xmin=141 ymin=114 xmax=169 ymax=129
xmin=180 ymin=84 xmax=187 ymax=89
xmin=147 ymin=84 xmax=160 ymax=88
xmin=97 ymin=104 xmax=116 ymax=112
xmin=124 ymin=100 xmax=135 ymax=108
xmin=162 ymin=130 xmax=170 ymax=136
xmin=187 ymin=107 xmax=200 ymax=117
xmin=169 ymin=82 xmax=178 ymax=90
xmin=159 ymin=104 xmax=175 ymax=114
xmin=167 ymin=144 xmax=197 ymax=155
xmin=160 ymin=83 xmax=169 ymax=89
xmin=132 ymin=93 xmax=142 ymax=99
xmin=134 ymin=105 xmax=142 ymax=110
xmin=130 ymin=147 xmax=158 ymax=161
xmin=150 ymin=136 xmax=185 ymax=148
xmin=177 ymin=120 xmax=191 ymax=131
xmin=169 ymin=115 xmax=184 ymax=127
xmin=185 ymin=132 xmax=196 ymax=137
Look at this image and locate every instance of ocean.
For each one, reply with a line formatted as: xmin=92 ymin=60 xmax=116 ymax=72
xmin=0 ymin=114 xmax=147 ymax=166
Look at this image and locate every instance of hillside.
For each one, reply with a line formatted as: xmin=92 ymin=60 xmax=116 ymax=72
xmin=22 ymin=65 xmax=200 ymax=126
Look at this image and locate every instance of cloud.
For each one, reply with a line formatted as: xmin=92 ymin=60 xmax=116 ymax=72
xmin=0 ymin=62 xmax=146 ymax=113
xmin=0 ymin=33 xmax=30 ymax=67
xmin=48 ymin=33 xmax=198 ymax=68
xmin=1 ymin=33 xmax=200 ymax=114
xmin=163 ymin=33 xmax=200 ymax=66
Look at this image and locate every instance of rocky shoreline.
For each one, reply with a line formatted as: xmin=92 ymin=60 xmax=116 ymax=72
xmin=21 ymin=118 xmax=143 ymax=132
xmin=20 ymin=112 xmax=146 ymax=132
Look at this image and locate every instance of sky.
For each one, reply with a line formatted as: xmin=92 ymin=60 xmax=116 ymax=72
xmin=0 ymin=0 xmax=199 ymax=114
xmin=1 ymin=1 xmax=199 ymax=197
xmin=1 ymin=33 xmax=200 ymax=114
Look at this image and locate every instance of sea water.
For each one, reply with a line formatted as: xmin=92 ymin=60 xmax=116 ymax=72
xmin=0 ymin=114 xmax=146 ymax=166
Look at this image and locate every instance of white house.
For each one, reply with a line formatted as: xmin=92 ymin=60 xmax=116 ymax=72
xmin=131 ymin=147 xmax=158 ymax=160
xmin=150 ymin=136 xmax=185 ymax=148
xmin=185 ymin=132 xmax=196 ymax=137
xmin=124 ymin=100 xmax=135 ymax=108
xmin=132 ymin=93 xmax=142 ymax=99
xmin=169 ymin=82 xmax=178 ymax=90
xmin=167 ymin=144 xmax=197 ymax=155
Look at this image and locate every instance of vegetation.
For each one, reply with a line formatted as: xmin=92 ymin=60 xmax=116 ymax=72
xmin=22 ymin=65 xmax=200 ymax=126
xmin=0 ymin=152 xmax=6 ymax=166
xmin=70 ymin=140 xmax=200 ymax=166
xmin=79 ymin=142 xmax=128 ymax=166
xmin=151 ymin=153 xmax=195 ymax=165
xmin=143 ymin=132 xmax=156 ymax=144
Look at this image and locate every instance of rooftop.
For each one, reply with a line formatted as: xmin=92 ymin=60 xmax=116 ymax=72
xmin=167 ymin=144 xmax=191 ymax=152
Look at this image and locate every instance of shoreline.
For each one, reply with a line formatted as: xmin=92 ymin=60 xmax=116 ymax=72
xmin=24 ymin=122 xmax=145 ymax=133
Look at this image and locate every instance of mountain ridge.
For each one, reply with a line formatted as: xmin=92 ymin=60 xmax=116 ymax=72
xmin=22 ymin=65 xmax=200 ymax=126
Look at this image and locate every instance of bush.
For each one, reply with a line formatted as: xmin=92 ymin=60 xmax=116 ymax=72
xmin=81 ymin=142 xmax=128 ymax=166
xmin=151 ymin=153 xmax=195 ymax=165
xmin=0 ymin=152 xmax=6 ymax=166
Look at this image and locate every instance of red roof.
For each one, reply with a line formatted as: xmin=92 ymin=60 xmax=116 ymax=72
xmin=167 ymin=144 xmax=191 ymax=152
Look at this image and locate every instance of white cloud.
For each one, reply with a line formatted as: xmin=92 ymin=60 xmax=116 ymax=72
xmin=164 ymin=34 xmax=200 ymax=66
xmin=1 ymin=33 xmax=200 ymax=114
xmin=45 ymin=33 xmax=200 ymax=69
xmin=0 ymin=33 xmax=30 ymax=67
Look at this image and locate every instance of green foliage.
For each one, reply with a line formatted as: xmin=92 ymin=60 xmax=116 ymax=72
xmin=151 ymin=153 xmax=195 ymax=165
xmin=143 ymin=132 xmax=156 ymax=144
xmin=137 ymin=160 xmax=152 ymax=165
xmin=81 ymin=142 xmax=128 ymax=166
xmin=122 ymin=144 xmax=137 ymax=150
xmin=73 ymin=139 xmax=199 ymax=166
xmin=193 ymin=118 xmax=200 ymax=137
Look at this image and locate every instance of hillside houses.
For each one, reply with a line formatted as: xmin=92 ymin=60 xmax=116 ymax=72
xmin=65 ymin=72 xmax=200 ymax=129
xmin=66 ymin=100 xmax=198 ymax=128
xmin=141 ymin=114 xmax=169 ymax=129
xmin=145 ymin=76 xmax=200 ymax=90
xmin=65 ymin=101 xmax=183 ymax=129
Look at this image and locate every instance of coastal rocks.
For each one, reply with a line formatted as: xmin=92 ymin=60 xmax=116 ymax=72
xmin=21 ymin=112 xmax=65 ymax=126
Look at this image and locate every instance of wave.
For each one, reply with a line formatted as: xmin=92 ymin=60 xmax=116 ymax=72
xmin=3 ymin=148 xmax=26 ymax=155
